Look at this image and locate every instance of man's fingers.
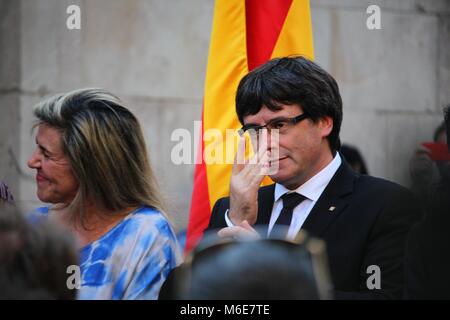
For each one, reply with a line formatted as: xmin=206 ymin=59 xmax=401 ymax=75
xmin=242 ymin=130 xmax=270 ymax=175
xmin=217 ymin=225 xmax=260 ymax=240
xmin=248 ymin=129 xmax=268 ymax=165
xmin=257 ymin=129 xmax=268 ymax=159
xmin=249 ymin=131 xmax=258 ymax=154
xmin=238 ymin=150 xmax=270 ymax=186
xmin=231 ymin=130 xmax=269 ymax=190
xmin=217 ymin=226 xmax=245 ymax=238
xmin=239 ymin=220 xmax=259 ymax=235
xmin=233 ymin=135 xmax=246 ymax=173
xmin=252 ymin=149 xmax=271 ymax=177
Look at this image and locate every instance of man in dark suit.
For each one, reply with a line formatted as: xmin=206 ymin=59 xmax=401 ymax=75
xmin=206 ymin=56 xmax=421 ymax=299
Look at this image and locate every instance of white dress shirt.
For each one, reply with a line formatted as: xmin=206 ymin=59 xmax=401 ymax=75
xmin=225 ymin=153 xmax=342 ymax=239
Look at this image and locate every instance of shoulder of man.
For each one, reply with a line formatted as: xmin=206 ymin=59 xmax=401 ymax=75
xmin=330 ymin=172 xmax=422 ymax=299
xmin=353 ymin=174 xmax=419 ymax=204
xmin=349 ymin=174 xmax=422 ymax=235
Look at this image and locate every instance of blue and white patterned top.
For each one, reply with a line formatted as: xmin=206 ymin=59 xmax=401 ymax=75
xmin=30 ymin=206 xmax=183 ymax=300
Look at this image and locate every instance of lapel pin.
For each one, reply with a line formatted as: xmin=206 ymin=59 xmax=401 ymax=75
xmin=328 ymin=206 xmax=336 ymax=212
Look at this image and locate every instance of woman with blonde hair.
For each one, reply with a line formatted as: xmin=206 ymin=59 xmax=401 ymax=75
xmin=27 ymin=88 xmax=182 ymax=299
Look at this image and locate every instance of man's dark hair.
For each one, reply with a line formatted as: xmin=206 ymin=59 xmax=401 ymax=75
xmin=236 ymin=56 xmax=343 ymax=153
xmin=0 ymin=207 xmax=78 ymax=299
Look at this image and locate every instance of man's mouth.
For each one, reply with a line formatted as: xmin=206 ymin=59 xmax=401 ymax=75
xmin=268 ymin=156 xmax=288 ymax=171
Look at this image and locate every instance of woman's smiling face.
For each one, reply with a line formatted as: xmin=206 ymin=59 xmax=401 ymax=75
xmin=27 ymin=123 xmax=79 ymax=204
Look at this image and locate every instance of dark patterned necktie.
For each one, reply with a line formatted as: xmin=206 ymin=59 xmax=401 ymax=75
xmin=271 ymin=192 xmax=306 ymax=236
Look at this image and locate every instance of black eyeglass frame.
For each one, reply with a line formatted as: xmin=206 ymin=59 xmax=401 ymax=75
xmin=238 ymin=113 xmax=309 ymax=136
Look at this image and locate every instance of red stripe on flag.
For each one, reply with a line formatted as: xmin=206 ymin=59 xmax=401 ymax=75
xmin=245 ymin=0 xmax=293 ymax=71
xmin=185 ymin=112 xmax=211 ymax=252
xmin=186 ymin=1 xmax=296 ymax=252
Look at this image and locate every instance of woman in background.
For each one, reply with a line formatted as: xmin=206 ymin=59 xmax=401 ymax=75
xmin=27 ymin=88 xmax=182 ymax=299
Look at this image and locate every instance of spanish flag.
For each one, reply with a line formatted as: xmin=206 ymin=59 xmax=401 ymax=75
xmin=186 ymin=0 xmax=314 ymax=251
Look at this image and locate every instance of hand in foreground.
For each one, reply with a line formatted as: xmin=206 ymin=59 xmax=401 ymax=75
xmin=218 ymin=220 xmax=260 ymax=241
xmin=229 ymin=130 xmax=270 ymax=225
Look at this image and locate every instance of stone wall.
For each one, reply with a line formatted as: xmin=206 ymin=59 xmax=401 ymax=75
xmin=1 ymin=0 xmax=449 ymax=231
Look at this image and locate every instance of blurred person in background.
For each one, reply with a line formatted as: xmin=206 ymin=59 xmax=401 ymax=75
xmin=405 ymin=105 xmax=450 ymax=299
xmin=409 ymin=119 xmax=449 ymax=209
xmin=340 ymin=144 xmax=369 ymax=175
xmin=27 ymin=88 xmax=182 ymax=300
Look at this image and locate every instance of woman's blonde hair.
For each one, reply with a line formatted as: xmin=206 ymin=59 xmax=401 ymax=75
xmin=33 ymin=88 xmax=165 ymax=221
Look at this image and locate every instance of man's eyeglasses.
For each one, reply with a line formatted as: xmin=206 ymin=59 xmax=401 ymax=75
xmin=238 ymin=113 xmax=309 ymax=136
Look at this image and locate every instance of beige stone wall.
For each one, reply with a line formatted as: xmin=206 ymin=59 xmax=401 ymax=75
xmin=313 ymin=0 xmax=450 ymax=185
xmin=1 ymin=0 xmax=449 ymax=231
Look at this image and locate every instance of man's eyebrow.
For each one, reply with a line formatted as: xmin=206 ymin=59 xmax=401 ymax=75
xmin=267 ymin=116 xmax=291 ymax=122
xmin=245 ymin=116 xmax=291 ymax=127
xmin=243 ymin=122 xmax=261 ymax=127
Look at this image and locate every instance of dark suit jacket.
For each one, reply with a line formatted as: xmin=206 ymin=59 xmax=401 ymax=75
xmin=207 ymin=161 xmax=421 ymax=299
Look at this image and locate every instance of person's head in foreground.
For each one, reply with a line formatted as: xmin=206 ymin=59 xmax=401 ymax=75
xmin=165 ymin=229 xmax=333 ymax=300
xmin=0 ymin=207 xmax=78 ymax=299
xmin=27 ymin=88 xmax=181 ymax=300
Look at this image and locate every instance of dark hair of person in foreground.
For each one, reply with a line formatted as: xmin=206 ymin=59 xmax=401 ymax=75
xmin=0 ymin=207 xmax=78 ymax=299
xmin=160 ymin=230 xmax=331 ymax=300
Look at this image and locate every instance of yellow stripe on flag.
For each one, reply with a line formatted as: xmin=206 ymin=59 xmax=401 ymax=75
xmin=271 ymin=0 xmax=315 ymax=60
xmin=203 ymin=0 xmax=248 ymax=208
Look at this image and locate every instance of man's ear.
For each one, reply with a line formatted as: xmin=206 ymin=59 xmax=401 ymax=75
xmin=319 ymin=116 xmax=333 ymax=138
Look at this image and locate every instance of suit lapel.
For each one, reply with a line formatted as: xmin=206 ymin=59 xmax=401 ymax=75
xmin=301 ymin=161 xmax=357 ymax=238
xmin=255 ymin=184 xmax=276 ymax=233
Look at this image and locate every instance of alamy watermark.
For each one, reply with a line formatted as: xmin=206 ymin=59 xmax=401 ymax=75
xmin=66 ymin=265 xmax=81 ymax=290
xmin=366 ymin=5 xmax=381 ymax=30
xmin=366 ymin=264 xmax=381 ymax=290
xmin=170 ymin=121 xmax=280 ymax=174
xmin=64 ymin=4 xmax=380 ymax=32
xmin=66 ymin=5 xmax=81 ymax=30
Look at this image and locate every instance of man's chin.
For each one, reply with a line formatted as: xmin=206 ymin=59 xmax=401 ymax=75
xmin=268 ymin=171 xmax=288 ymax=184
xmin=269 ymin=171 xmax=303 ymax=189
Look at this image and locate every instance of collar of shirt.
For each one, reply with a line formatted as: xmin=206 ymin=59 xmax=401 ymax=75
xmin=274 ymin=152 xmax=342 ymax=203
